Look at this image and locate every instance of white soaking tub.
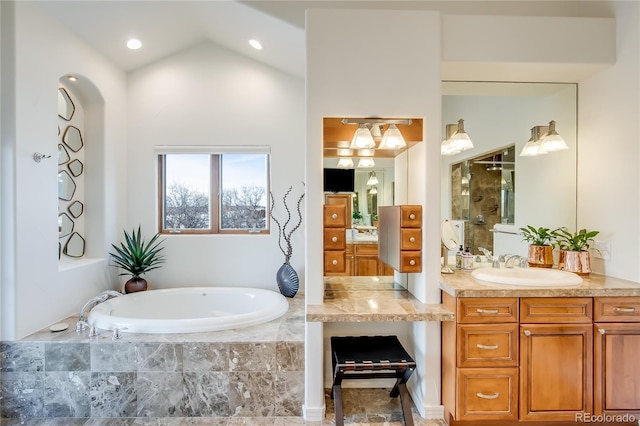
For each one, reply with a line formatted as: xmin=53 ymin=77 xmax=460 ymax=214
xmin=88 ymin=287 xmax=289 ymax=334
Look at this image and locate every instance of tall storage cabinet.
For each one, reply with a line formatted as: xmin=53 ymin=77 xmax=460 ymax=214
xmin=323 ymin=204 xmax=347 ymax=275
xmin=378 ymin=205 xmax=422 ymax=273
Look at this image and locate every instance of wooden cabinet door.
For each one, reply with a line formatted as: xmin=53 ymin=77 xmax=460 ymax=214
xmin=354 ymin=256 xmax=378 ymax=276
xmin=594 ymin=323 xmax=640 ymax=417
xmin=519 ymin=323 xmax=593 ymax=421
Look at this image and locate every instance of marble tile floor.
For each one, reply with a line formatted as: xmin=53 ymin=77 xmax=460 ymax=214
xmin=0 ymin=388 xmax=446 ymax=425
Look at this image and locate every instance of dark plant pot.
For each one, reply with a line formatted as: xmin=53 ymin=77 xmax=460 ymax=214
xmin=276 ymin=263 xmax=299 ymax=298
xmin=558 ymin=250 xmax=591 ymax=275
xmin=124 ymin=276 xmax=148 ymax=294
xmin=527 ymin=245 xmax=554 ymax=268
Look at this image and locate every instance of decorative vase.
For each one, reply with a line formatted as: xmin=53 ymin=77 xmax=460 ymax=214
xmin=527 ymin=245 xmax=554 ymax=268
xmin=558 ymin=250 xmax=591 ymax=275
xmin=124 ymin=276 xmax=148 ymax=294
xmin=276 ymin=263 xmax=299 ymax=298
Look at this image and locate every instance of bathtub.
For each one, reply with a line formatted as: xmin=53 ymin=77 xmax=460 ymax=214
xmin=88 ymin=287 xmax=289 ymax=334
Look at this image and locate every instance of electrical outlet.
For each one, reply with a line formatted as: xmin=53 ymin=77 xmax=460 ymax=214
xmin=592 ymin=241 xmax=611 ymax=260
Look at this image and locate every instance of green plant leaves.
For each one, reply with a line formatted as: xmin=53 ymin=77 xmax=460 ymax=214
xmin=109 ymin=226 xmax=165 ymax=277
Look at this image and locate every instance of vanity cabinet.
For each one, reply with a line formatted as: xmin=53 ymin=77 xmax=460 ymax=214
xmin=323 ymin=204 xmax=347 ymax=275
xmin=519 ymin=298 xmax=593 ymax=422
xmin=354 ymin=243 xmax=379 ymax=276
xmin=594 ymin=297 xmax=640 ymax=418
xmin=443 ymin=294 xmax=640 ymax=425
xmin=378 ymin=205 xmax=422 ymax=273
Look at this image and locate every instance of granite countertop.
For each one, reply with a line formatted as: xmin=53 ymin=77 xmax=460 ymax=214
xmin=440 ymin=270 xmax=640 ymax=298
xmin=306 ymin=276 xmax=455 ymax=322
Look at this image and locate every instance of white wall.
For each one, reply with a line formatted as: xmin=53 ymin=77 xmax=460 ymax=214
xmin=306 ymin=8 xmax=443 ymax=420
xmin=578 ymin=1 xmax=640 ymax=281
xmin=1 ymin=2 xmax=127 ymax=339
xmin=126 ymin=42 xmax=305 ymax=291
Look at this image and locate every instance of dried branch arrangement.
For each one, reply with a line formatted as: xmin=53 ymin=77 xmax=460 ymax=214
xmin=269 ymin=182 xmax=305 ymax=264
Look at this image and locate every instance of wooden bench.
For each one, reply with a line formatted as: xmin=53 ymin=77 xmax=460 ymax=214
xmin=330 ymin=335 xmax=417 ymax=426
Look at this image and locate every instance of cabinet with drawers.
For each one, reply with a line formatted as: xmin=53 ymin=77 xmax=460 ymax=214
xmin=323 ymin=204 xmax=347 ymax=275
xmin=378 ymin=205 xmax=422 ymax=273
xmin=443 ymin=294 xmax=640 ymax=425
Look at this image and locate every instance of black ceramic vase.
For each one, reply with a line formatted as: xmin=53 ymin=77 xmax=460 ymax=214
xmin=276 ymin=262 xmax=299 ymax=298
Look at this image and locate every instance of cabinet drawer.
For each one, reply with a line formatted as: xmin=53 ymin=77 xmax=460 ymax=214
xmin=594 ymin=297 xmax=640 ymax=322
xmin=458 ymin=298 xmax=518 ymax=324
xmin=401 ymin=229 xmax=421 ymax=250
xmin=324 ymin=250 xmax=345 ymax=273
xmin=521 ymin=297 xmax=592 ymax=323
xmin=399 ymin=251 xmax=421 ymax=273
xmin=399 ymin=205 xmax=421 ymax=228
xmin=355 ymin=243 xmax=378 ymax=255
xmin=458 ymin=324 xmax=519 ymax=368
xmin=324 ymin=229 xmax=346 ymax=250
xmin=457 ymin=368 xmax=518 ymax=421
xmin=323 ymin=205 xmax=346 ymax=228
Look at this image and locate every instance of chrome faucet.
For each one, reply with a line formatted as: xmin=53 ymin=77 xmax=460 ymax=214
xmin=504 ymin=255 xmax=528 ymax=269
xmin=76 ymin=290 xmax=122 ymax=333
xmin=477 ymin=247 xmax=494 ymax=262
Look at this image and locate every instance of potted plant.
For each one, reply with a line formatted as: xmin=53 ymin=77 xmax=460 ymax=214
xmin=519 ymin=225 xmax=557 ymax=268
xmin=352 ymin=210 xmax=363 ymax=225
xmin=109 ymin=226 xmax=166 ymax=293
xmin=554 ymin=227 xmax=600 ymax=275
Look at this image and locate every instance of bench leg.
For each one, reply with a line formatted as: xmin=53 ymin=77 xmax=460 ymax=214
xmin=332 ymin=384 xmax=344 ymax=426
xmin=397 ymin=382 xmax=414 ymax=426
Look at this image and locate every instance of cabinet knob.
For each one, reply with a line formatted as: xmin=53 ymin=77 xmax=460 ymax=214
xmin=331 ymin=213 xmax=338 ymax=220
xmin=476 ymin=392 xmax=500 ymax=400
xmin=332 ymin=236 xmax=338 ymax=242
xmin=598 ymin=328 xmax=605 ymax=335
xmin=523 ymin=330 xmax=531 ymax=336
xmin=409 ymin=213 xmax=416 ymax=220
xmin=409 ymin=237 xmax=416 ymax=243
xmin=332 ymin=259 xmax=338 ymax=265
xmin=409 ymin=260 xmax=416 ymax=266
xmin=613 ymin=306 xmax=636 ymax=313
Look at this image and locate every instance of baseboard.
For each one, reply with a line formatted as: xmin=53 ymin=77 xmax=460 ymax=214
xmin=303 ymin=403 xmax=326 ymax=421
xmin=421 ymin=403 xmax=445 ymax=419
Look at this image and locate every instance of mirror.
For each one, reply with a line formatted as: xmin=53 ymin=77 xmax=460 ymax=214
xmin=58 ymin=170 xmax=76 ymax=201
xmin=57 ymin=87 xmax=75 ymax=121
xmin=63 ymin=232 xmax=85 ymax=257
xmin=58 ymin=144 xmax=70 ymax=165
xmin=68 ymin=200 xmax=84 ymax=218
xmin=68 ymin=159 xmax=84 ymax=177
xmin=62 ymin=125 xmax=83 ymax=152
xmin=442 ymin=82 xmax=577 ymax=256
xmin=58 ymin=212 xmax=74 ymax=238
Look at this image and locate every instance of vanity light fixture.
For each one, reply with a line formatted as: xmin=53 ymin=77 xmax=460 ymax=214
xmin=337 ymin=158 xmax=354 ymax=168
xmin=357 ymin=157 xmax=375 ymax=168
xmin=369 ymin=186 xmax=378 ymax=195
xmin=349 ymin=124 xmax=376 ymax=149
xmin=441 ymin=119 xmax=473 ymax=155
xmin=378 ymin=124 xmax=407 ymax=149
xmin=540 ymin=120 xmax=568 ymax=152
xmin=366 ymin=171 xmax=379 ymax=186
xmin=520 ymin=126 xmax=550 ymax=157
xmin=126 ymin=38 xmax=142 ymax=50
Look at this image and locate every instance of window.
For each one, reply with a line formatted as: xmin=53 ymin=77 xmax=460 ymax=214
xmin=157 ymin=147 xmax=269 ymax=234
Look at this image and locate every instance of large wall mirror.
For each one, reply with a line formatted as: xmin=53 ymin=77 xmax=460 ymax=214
xmin=441 ymin=82 xmax=577 ymax=257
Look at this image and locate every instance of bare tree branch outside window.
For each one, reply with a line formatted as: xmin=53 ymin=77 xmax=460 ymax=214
xmin=221 ymin=185 xmax=266 ymax=229
xmin=164 ymin=182 xmax=209 ymax=229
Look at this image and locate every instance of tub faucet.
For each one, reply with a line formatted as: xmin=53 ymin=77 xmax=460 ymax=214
xmin=76 ymin=290 xmax=122 ymax=333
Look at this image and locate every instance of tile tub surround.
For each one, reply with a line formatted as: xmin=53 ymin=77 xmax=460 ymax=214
xmin=440 ymin=270 xmax=640 ymax=297
xmin=0 ymin=297 xmax=304 ymax=421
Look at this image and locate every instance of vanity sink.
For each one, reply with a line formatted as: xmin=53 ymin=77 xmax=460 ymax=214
xmin=471 ymin=267 xmax=583 ymax=287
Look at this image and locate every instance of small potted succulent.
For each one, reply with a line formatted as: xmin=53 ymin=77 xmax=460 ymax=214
xmin=109 ymin=226 xmax=166 ymax=293
xmin=554 ymin=228 xmax=600 ymax=275
xmin=519 ymin=225 xmax=557 ymax=268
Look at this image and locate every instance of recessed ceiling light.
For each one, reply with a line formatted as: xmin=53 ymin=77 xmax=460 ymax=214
xmin=249 ymin=39 xmax=262 ymax=50
xmin=126 ymin=38 xmax=142 ymax=50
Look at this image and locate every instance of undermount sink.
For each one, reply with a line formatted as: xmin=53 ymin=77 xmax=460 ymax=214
xmin=471 ymin=267 xmax=583 ymax=287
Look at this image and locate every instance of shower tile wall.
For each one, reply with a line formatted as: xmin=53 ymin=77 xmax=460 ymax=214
xmin=0 ymin=298 xmax=304 ymax=421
